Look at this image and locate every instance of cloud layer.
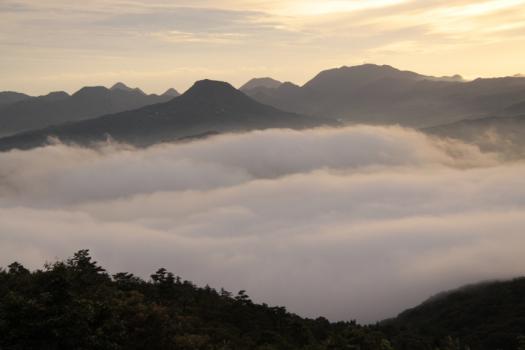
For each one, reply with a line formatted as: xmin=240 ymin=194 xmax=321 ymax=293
xmin=1 ymin=125 xmax=525 ymax=323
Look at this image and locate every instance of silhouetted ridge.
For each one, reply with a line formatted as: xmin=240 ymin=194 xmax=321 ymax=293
xmin=72 ymin=86 xmax=110 ymax=99
xmin=110 ymin=82 xmax=132 ymax=91
xmin=0 ymin=91 xmax=32 ymax=106
xmin=183 ymin=79 xmax=241 ymax=97
xmin=240 ymin=77 xmax=282 ymax=91
xmin=0 ymin=84 xmax=176 ymax=136
xmin=178 ymin=79 xmax=254 ymax=106
xmin=243 ymin=63 xmax=525 ymax=128
xmin=0 ymin=79 xmax=333 ymax=150
xmin=382 ymin=277 xmax=525 ymax=350
xmin=162 ymin=88 xmax=180 ymax=97
xmin=303 ymin=64 xmax=424 ymax=92
xmin=110 ymin=82 xmax=146 ymax=95
xmin=39 ymin=91 xmax=70 ymax=102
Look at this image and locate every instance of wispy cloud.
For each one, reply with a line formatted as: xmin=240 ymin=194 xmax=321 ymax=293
xmin=2 ymin=0 xmax=525 ymax=94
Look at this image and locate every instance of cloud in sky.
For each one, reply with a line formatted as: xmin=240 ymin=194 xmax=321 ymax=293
xmin=1 ymin=0 xmax=525 ymax=94
xmin=1 ymin=126 xmax=525 ymax=323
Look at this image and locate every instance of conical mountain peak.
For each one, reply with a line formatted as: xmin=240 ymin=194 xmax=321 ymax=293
xmin=110 ymin=82 xmax=146 ymax=95
xmin=180 ymin=80 xmax=248 ymax=104
xmin=111 ymin=82 xmax=133 ymax=91
xmin=162 ymin=88 xmax=180 ymax=97
xmin=184 ymin=79 xmax=238 ymax=95
xmin=240 ymin=77 xmax=282 ymax=91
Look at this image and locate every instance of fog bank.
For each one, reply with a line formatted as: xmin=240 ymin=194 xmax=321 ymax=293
xmin=1 ymin=126 xmax=524 ymax=323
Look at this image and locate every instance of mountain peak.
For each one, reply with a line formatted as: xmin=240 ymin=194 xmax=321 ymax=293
xmin=72 ymin=86 xmax=110 ymax=98
xmin=111 ymin=82 xmax=146 ymax=95
xmin=162 ymin=88 xmax=180 ymax=97
xmin=303 ymin=64 xmax=424 ymax=91
xmin=40 ymin=91 xmax=70 ymax=101
xmin=111 ymin=82 xmax=133 ymax=91
xmin=240 ymin=77 xmax=282 ymax=91
xmin=182 ymin=80 xmax=243 ymax=99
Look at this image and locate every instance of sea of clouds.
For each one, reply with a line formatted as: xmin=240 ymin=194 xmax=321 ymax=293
xmin=1 ymin=125 xmax=525 ymax=323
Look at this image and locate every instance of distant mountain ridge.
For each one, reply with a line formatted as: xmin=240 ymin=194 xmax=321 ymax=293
xmin=0 ymin=83 xmax=179 ymax=136
xmin=3 ymin=63 xmax=525 ymax=145
xmin=162 ymin=88 xmax=180 ymax=97
xmin=240 ymin=77 xmax=282 ymax=91
xmin=0 ymin=80 xmax=333 ymax=151
xmin=0 ymin=91 xmax=32 ymax=107
xmin=243 ymin=64 xmax=525 ymax=128
xmin=110 ymin=82 xmax=146 ymax=94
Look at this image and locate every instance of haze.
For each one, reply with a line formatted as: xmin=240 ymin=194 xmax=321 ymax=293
xmin=2 ymin=0 xmax=525 ymax=95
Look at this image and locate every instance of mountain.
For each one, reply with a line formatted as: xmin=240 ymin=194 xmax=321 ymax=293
xmin=430 ymin=74 xmax=465 ymax=82
xmin=240 ymin=77 xmax=282 ymax=91
xmin=110 ymin=82 xmax=180 ymax=98
xmin=303 ymin=64 xmax=426 ymax=92
xmin=0 ymin=86 xmax=176 ymax=137
xmin=425 ymin=114 xmax=525 ymax=157
xmin=162 ymin=87 xmax=180 ymax=97
xmin=110 ymin=82 xmax=145 ymax=94
xmin=244 ymin=64 xmax=525 ymax=128
xmin=504 ymin=99 xmax=525 ymax=115
xmin=381 ymin=278 xmax=525 ymax=350
xmin=0 ymin=80 xmax=333 ymax=151
xmin=0 ymin=91 xmax=32 ymax=107
xmin=39 ymin=91 xmax=70 ymax=101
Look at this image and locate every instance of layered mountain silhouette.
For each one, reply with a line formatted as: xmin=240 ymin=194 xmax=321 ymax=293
xmin=3 ymin=64 xmax=525 ymax=150
xmin=0 ymin=80 xmax=332 ymax=151
xmin=162 ymin=88 xmax=180 ymax=97
xmin=240 ymin=77 xmax=282 ymax=91
xmin=244 ymin=64 xmax=525 ymax=128
xmin=0 ymin=91 xmax=32 ymax=107
xmin=0 ymin=83 xmax=178 ymax=136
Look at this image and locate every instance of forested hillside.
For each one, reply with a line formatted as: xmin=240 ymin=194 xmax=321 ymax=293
xmin=1 ymin=251 xmax=525 ymax=350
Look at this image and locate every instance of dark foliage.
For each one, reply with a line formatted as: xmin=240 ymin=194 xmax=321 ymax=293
xmin=1 ymin=250 xmax=524 ymax=349
xmin=0 ymin=250 xmax=387 ymax=350
xmin=382 ymin=278 xmax=525 ymax=350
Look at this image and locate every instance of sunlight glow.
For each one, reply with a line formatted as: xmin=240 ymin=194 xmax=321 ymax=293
xmin=284 ymin=0 xmax=408 ymax=16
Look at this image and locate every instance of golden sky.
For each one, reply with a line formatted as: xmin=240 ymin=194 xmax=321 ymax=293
xmin=1 ymin=0 xmax=525 ymax=95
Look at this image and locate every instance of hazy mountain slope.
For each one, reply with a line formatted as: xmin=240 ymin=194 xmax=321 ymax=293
xmin=0 ymin=91 xmax=32 ymax=107
xmin=0 ymin=80 xmax=333 ymax=151
xmin=504 ymin=99 xmax=525 ymax=115
xmin=0 ymin=84 xmax=175 ymax=136
xmin=110 ymin=82 xmax=144 ymax=93
xmin=382 ymin=278 xmax=525 ymax=350
xmin=162 ymin=87 xmax=180 ymax=97
xmin=244 ymin=64 xmax=525 ymax=128
xmin=240 ymin=77 xmax=282 ymax=91
xmin=425 ymin=114 xmax=525 ymax=157
xmin=110 ymin=82 xmax=181 ymax=98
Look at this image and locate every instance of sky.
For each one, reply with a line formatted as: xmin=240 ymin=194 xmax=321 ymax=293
xmin=1 ymin=0 xmax=525 ymax=95
xmin=2 ymin=125 xmax=525 ymax=322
